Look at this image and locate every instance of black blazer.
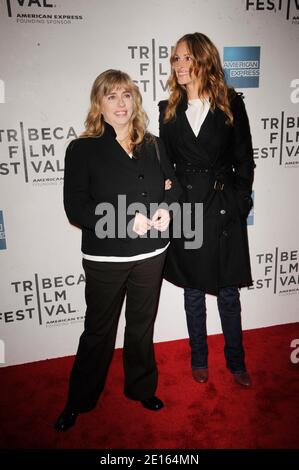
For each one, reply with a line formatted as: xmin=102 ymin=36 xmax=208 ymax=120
xmin=159 ymin=93 xmax=255 ymax=294
xmin=64 ymin=122 xmax=181 ymax=257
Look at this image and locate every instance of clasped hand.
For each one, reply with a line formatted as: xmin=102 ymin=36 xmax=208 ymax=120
xmin=132 ymin=209 xmax=170 ymax=236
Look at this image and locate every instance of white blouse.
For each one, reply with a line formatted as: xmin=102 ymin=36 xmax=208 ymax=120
xmin=186 ymin=98 xmax=210 ymax=136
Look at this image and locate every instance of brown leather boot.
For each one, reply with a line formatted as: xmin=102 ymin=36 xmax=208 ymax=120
xmin=234 ymin=371 xmax=252 ymax=388
xmin=192 ymin=368 xmax=208 ymax=383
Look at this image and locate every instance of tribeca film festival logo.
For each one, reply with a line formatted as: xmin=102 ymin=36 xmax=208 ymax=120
xmin=223 ymin=47 xmax=260 ymax=89
xmin=0 ymin=210 xmax=7 ymax=250
xmin=0 ymin=273 xmax=85 ymax=328
xmin=253 ymin=79 xmax=299 ymax=166
xmin=253 ymin=112 xmax=299 ymax=167
xmin=5 ymin=0 xmax=84 ymax=24
xmin=249 ymin=247 xmax=299 ymax=295
xmin=128 ymin=40 xmax=172 ymax=101
xmin=245 ymin=0 xmax=299 ymax=24
xmin=0 ymin=123 xmax=77 ymax=184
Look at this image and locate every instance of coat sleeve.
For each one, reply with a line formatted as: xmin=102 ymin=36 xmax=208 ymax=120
xmin=63 ymin=139 xmax=98 ymax=231
xmin=231 ymin=93 xmax=256 ymax=213
xmin=154 ymin=136 xmax=182 ymax=207
xmin=158 ymin=100 xmax=174 ymax=165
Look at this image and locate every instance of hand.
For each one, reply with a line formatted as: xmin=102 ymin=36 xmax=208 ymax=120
xmin=132 ymin=212 xmax=152 ymax=236
xmin=151 ymin=208 xmax=170 ymax=232
xmin=237 ymin=194 xmax=253 ymax=218
xmin=164 ymin=178 xmax=172 ymax=191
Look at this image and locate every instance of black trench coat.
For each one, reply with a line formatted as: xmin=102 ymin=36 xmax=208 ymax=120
xmin=159 ymin=92 xmax=255 ymax=295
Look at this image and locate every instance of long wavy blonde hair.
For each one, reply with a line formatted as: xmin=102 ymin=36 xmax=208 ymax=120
xmin=164 ymin=33 xmax=234 ymax=125
xmin=81 ymin=69 xmax=149 ymax=151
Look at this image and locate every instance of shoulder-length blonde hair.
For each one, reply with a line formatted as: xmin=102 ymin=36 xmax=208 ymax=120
xmin=164 ymin=32 xmax=234 ymax=125
xmin=81 ymin=69 xmax=149 ymax=150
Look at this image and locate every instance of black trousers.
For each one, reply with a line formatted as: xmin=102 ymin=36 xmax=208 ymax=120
xmin=66 ymin=252 xmax=166 ymax=413
xmin=184 ymin=287 xmax=246 ymax=373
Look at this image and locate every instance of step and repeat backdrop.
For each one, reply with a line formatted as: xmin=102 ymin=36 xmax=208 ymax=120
xmin=1 ymin=0 xmax=298 ymax=366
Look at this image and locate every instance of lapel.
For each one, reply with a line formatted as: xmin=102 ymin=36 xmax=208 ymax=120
xmin=176 ymin=97 xmax=214 ymax=167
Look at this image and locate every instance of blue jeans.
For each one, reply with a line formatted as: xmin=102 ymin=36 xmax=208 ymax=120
xmin=184 ymin=287 xmax=246 ymax=373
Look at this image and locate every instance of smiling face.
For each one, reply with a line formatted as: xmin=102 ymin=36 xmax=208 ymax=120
xmin=172 ymin=41 xmax=201 ymax=90
xmin=101 ymin=86 xmax=134 ymax=131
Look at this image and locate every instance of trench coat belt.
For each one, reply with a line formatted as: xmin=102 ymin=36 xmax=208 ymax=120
xmin=175 ymin=163 xmax=211 ymax=174
xmin=175 ymin=163 xmax=232 ymax=191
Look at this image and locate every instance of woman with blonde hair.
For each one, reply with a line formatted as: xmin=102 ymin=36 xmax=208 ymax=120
xmin=159 ymin=33 xmax=255 ymax=388
xmin=55 ymin=69 xmax=181 ymax=431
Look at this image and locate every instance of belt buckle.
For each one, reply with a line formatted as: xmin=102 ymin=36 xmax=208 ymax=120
xmin=214 ymin=180 xmax=224 ymax=191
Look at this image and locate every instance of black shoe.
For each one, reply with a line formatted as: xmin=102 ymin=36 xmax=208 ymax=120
xmin=141 ymin=396 xmax=164 ymax=411
xmin=54 ymin=409 xmax=78 ymax=432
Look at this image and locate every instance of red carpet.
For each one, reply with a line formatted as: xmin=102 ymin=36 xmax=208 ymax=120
xmin=0 ymin=323 xmax=298 ymax=449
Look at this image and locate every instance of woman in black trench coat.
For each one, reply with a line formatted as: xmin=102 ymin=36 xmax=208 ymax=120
xmin=159 ymin=33 xmax=255 ymax=387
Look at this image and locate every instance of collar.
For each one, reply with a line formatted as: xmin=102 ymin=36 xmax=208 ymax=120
xmin=103 ymin=121 xmax=117 ymax=138
xmin=177 ymin=93 xmax=188 ymax=113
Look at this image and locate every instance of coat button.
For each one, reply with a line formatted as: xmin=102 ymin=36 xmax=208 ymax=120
xmin=141 ymin=191 xmax=147 ymax=197
xmin=186 ymin=184 xmax=193 ymax=190
xmin=220 ymin=209 xmax=226 ymax=215
xmin=222 ymin=230 xmax=228 ymax=237
xmin=138 ymin=174 xmax=144 ymax=180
